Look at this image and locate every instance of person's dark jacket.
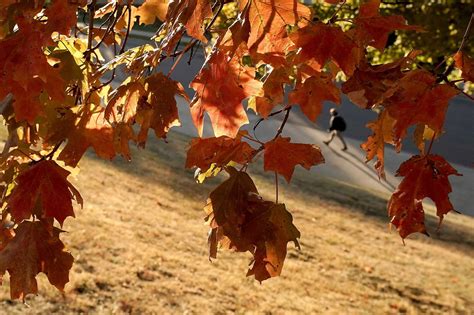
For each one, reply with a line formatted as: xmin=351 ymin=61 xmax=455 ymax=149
xmin=329 ymin=115 xmax=346 ymax=132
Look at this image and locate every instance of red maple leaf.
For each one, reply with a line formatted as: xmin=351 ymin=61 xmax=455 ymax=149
xmin=388 ymin=154 xmax=461 ymax=238
xmin=290 ymin=23 xmax=361 ymax=76
xmin=454 ymin=51 xmax=474 ymax=82
xmin=264 ymin=136 xmax=324 ymax=182
xmin=341 ymin=51 xmax=421 ymax=109
xmin=384 ymin=70 xmax=459 ymax=146
xmin=353 ymin=0 xmax=422 ymax=51
xmin=8 ymin=161 xmax=83 ymax=225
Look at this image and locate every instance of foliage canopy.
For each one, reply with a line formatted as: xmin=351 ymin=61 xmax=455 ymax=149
xmin=0 ymin=0 xmax=472 ymax=300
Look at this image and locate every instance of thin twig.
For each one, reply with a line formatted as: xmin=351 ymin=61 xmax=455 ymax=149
xmin=43 ymin=141 xmax=64 ymax=161
xmin=241 ymin=134 xmax=263 ymax=145
xmin=329 ymin=0 xmax=346 ymax=23
xmin=434 ymin=13 xmax=473 ymax=72
xmin=426 ymin=131 xmax=437 ymax=156
xmin=457 ymin=13 xmax=474 ymax=53
xmin=90 ymin=4 xmax=120 ymax=51
xmin=272 ymin=107 xmax=291 ymax=141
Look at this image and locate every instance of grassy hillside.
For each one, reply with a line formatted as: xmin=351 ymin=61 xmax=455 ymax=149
xmin=0 ymin=131 xmax=473 ymax=314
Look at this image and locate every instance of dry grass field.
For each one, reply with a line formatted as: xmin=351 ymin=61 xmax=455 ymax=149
xmin=0 ymin=131 xmax=473 ymax=314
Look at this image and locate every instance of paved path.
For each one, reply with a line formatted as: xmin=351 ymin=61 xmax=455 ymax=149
xmin=174 ymin=97 xmax=474 ymax=217
xmin=109 ymin=34 xmax=474 ymax=216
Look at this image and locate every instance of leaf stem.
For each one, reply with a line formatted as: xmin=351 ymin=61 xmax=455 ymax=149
xmin=272 ymin=107 xmax=291 ymax=141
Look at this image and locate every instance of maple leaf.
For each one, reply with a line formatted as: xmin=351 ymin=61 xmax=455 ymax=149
xmin=341 ymin=51 xmax=421 ymax=109
xmin=289 ymin=73 xmax=340 ymax=121
xmin=244 ymin=0 xmax=311 ymax=54
xmin=205 ymin=169 xmax=300 ymax=281
xmin=383 ymin=70 xmax=459 ymax=145
xmin=136 ymin=0 xmax=169 ymax=24
xmin=106 ymin=81 xmax=147 ymax=125
xmin=165 ymin=0 xmax=212 ymax=42
xmin=290 ymin=23 xmax=360 ymax=76
xmin=361 ymin=110 xmax=396 ymax=179
xmin=205 ymin=167 xmax=259 ymax=251
xmin=388 ymin=154 xmax=462 ymax=238
xmin=136 ymin=73 xmax=188 ymax=143
xmin=217 ymin=16 xmax=251 ymax=59
xmin=106 ymin=74 xmax=187 ymax=151
xmin=248 ymin=96 xmax=276 ymax=119
xmin=7 ymin=160 xmax=82 ymax=225
xmin=186 ymin=135 xmax=256 ymax=172
xmin=0 ymin=221 xmax=74 ymax=300
xmin=454 ymin=51 xmax=474 ymax=82
xmin=190 ymin=51 xmax=263 ymax=137
xmin=249 ymin=67 xmax=290 ymax=118
xmin=59 ymin=107 xmax=116 ymax=167
xmin=245 ymin=202 xmax=300 ymax=282
xmin=264 ymin=136 xmax=324 ymax=182
xmin=353 ymin=0 xmax=422 ymax=51
xmin=0 ymin=18 xmax=65 ymax=123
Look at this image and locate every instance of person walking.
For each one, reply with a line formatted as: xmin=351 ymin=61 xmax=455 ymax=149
xmin=323 ymin=108 xmax=347 ymax=151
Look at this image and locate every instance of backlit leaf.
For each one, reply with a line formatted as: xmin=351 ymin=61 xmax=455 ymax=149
xmin=186 ymin=135 xmax=256 ymax=172
xmin=388 ymin=154 xmax=461 ymax=238
xmin=7 ymin=161 xmax=82 ymax=225
xmin=190 ymin=51 xmax=262 ymax=137
xmin=0 ymin=221 xmax=74 ymax=300
xmin=289 ymin=73 xmax=340 ymax=121
xmin=264 ymin=136 xmax=324 ymax=182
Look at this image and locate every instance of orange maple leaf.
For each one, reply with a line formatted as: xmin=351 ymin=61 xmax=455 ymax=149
xmin=190 ymin=51 xmax=263 ymax=137
xmin=59 ymin=107 xmax=116 ymax=167
xmin=249 ymin=67 xmax=290 ymax=118
xmin=290 ymin=23 xmax=360 ymax=76
xmin=135 ymin=0 xmax=169 ymax=24
xmin=388 ymin=154 xmax=462 ymax=238
xmin=289 ymin=73 xmax=340 ymax=121
xmin=205 ymin=167 xmax=259 ymax=253
xmin=0 ymin=221 xmax=74 ymax=300
xmin=361 ymin=110 xmax=396 ymax=179
xmin=264 ymin=136 xmax=324 ymax=182
xmin=106 ymin=74 xmax=187 ymax=153
xmin=7 ymin=161 xmax=83 ymax=225
xmin=244 ymin=0 xmax=311 ymax=54
xmin=186 ymin=135 xmax=256 ymax=172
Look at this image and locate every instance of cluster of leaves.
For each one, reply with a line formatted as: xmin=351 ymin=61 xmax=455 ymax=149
xmin=0 ymin=0 xmax=472 ymax=300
